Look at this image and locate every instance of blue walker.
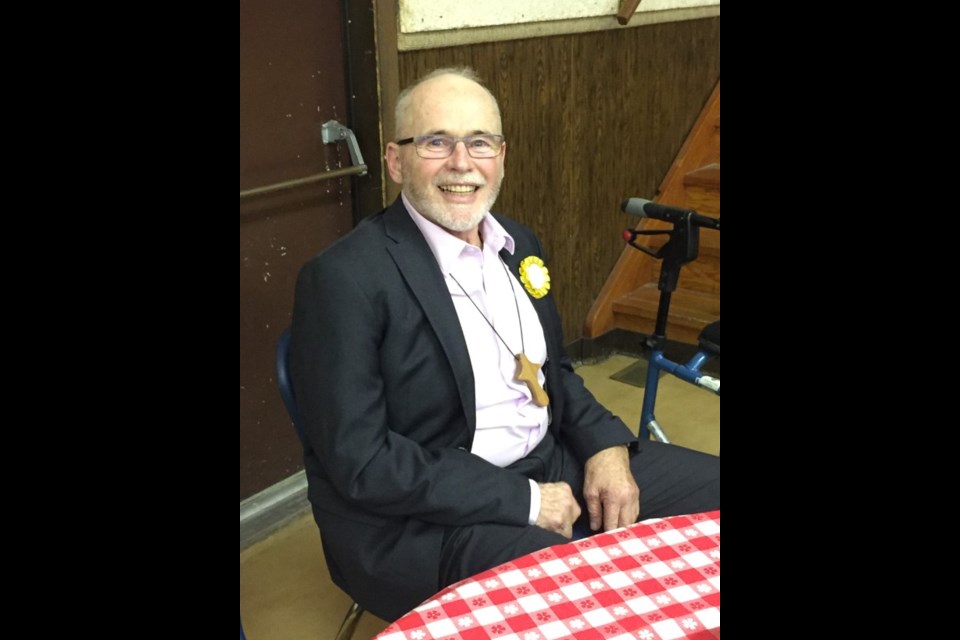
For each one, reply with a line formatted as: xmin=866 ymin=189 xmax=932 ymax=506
xmin=622 ymin=200 xmax=720 ymax=443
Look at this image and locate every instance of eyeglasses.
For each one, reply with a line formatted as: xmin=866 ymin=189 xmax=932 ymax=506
xmin=395 ymin=134 xmax=505 ymax=159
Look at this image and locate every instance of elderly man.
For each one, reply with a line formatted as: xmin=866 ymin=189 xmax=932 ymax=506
xmin=290 ymin=67 xmax=719 ymax=621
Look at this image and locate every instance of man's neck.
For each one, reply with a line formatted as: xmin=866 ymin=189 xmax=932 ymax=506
xmin=462 ymin=228 xmax=483 ymax=248
xmin=443 ymin=225 xmax=482 ymax=248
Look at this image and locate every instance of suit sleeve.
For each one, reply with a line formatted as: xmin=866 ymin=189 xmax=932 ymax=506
xmin=553 ymin=349 xmax=637 ymax=461
xmin=290 ymin=252 xmax=531 ymax=527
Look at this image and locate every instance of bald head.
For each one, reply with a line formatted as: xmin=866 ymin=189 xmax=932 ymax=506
xmin=394 ymin=67 xmax=502 ymax=139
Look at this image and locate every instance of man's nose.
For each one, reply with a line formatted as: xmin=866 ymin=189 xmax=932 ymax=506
xmin=446 ymin=140 xmax=471 ymax=169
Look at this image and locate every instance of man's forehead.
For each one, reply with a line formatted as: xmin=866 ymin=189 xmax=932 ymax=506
xmin=409 ymin=83 xmax=499 ymax=129
xmin=415 ymin=79 xmax=490 ymax=107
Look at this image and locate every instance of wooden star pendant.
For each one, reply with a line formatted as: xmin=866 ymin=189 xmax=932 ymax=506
xmin=514 ymin=352 xmax=549 ymax=407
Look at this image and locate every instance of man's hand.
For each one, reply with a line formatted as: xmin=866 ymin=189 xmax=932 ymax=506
xmin=535 ymin=482 xmax=582 ymax=538
xmin=583 ymin=445 xmax=639 ymax=532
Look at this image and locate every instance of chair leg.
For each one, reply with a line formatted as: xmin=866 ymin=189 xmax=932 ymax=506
xmin=333 ymin=601 xmax=364 ymax=640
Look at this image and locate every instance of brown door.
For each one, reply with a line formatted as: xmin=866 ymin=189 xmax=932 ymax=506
xmin=240 ymin=0 xmax=356 ymax=499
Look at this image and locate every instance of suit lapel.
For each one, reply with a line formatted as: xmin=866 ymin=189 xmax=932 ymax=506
xmin=499 ymin=228 xmax=564 ymax=419
xmin=500 ymin=239 xmax=560 ymax=361
xmin=382 ymin=199 xmax=477 ymax=433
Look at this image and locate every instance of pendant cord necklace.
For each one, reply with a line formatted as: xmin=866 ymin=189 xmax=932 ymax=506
xmin=447 ymin=257 xmax=524 ymax=356
xmin=447 ymin=256 xmax=549 ymax=407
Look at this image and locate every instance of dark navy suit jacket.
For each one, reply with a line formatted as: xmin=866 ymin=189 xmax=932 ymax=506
xmin=290 ymin=197 xmax=634 ymax=620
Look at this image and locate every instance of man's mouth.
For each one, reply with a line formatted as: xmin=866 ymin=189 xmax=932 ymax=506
xmin=438 ymin=184 xmax=480 ymax=194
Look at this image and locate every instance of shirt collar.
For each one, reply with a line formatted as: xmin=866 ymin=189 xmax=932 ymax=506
xmin=402 ymin=192 xmax=516 ymax=274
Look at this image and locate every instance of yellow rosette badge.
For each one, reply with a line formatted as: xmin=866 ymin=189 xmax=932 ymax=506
xmin=519 ymin=256 xmax=551 ymax=299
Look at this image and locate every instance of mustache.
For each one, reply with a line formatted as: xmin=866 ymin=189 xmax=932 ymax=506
xmin=433 ymin=173 xmax=487 ymax=187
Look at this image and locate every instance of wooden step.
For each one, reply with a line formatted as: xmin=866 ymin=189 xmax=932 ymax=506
xmin=642 ymin=243 xmax=720 ymax=296
xmin=611 ymin=284 xmax=720 ymax=345
xmin=676 ymin=255 xmax=720 ymax=295
xmin=677 ymin=186 xmax=721 ymax=220
xmin=683 ymin=162 xmax=720 ymax=189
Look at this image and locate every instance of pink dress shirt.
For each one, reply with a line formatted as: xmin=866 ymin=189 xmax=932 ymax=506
xmin=404 ymin=194 xmax=549 ymax=524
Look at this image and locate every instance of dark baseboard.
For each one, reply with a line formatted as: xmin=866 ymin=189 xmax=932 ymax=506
xmin=565 ymin=329 xmax=645 ymax=363
xmin=566 ymin=330 xmax=720 ymax=377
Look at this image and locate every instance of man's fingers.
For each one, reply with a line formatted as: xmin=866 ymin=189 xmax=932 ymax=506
xmin=537 ymin=482 xmax=582 ymax=537
xmin=568 ymin=498 xmax=582 ymax=536
xmin=603 ymin=499 xmax=620 ymax=532
xmin=594 ymin=487 xmax=641 ymax=532
xmin=585 ymin=492 xmax=602 ymax=531
xmin=624 ymin=501 xmax=640 ymax=529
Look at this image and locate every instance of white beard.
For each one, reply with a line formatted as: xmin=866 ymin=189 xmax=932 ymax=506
xmin=404 ymin=169 xmax=503 ymax=233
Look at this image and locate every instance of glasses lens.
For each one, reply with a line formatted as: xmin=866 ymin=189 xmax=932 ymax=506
xmin=416 ymin=135 xmax=453 ymax=157
xmin=465 ymin=135 xmax=502 ymax=158
xmin=415 ymin=135 xmax=503 ymax=158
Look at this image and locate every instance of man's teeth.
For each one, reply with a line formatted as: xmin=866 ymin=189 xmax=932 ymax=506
xmin=439 ymin=185 xmax=479 ymax=193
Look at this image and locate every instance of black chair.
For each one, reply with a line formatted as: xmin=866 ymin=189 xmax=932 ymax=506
xmin=276 ymin=328 xmax=365 ymax=640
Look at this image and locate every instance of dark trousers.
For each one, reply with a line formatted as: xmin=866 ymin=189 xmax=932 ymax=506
xmin=439 ymin=432 xmax=720 ymax=587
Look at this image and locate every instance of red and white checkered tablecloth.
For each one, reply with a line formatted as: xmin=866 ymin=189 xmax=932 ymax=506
xmin=375 ymin=510 xmax=719 ymax=640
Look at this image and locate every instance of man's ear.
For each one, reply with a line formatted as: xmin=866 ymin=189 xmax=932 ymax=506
xmin=385 ymin=142 xmax=403 ymax=185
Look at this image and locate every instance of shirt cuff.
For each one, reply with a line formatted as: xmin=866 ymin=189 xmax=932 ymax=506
xmin=527 ymin=479 xmax=541 ymax=525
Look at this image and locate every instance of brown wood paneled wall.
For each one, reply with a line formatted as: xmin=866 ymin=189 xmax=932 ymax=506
xmin=397 ymin=17 xmax=720 ymax=344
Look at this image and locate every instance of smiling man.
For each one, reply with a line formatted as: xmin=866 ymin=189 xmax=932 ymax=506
xmin=386 ymin=71 xmax=505 ymax=244
xmin=290 ymin=68 xmax=720 ymax=622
